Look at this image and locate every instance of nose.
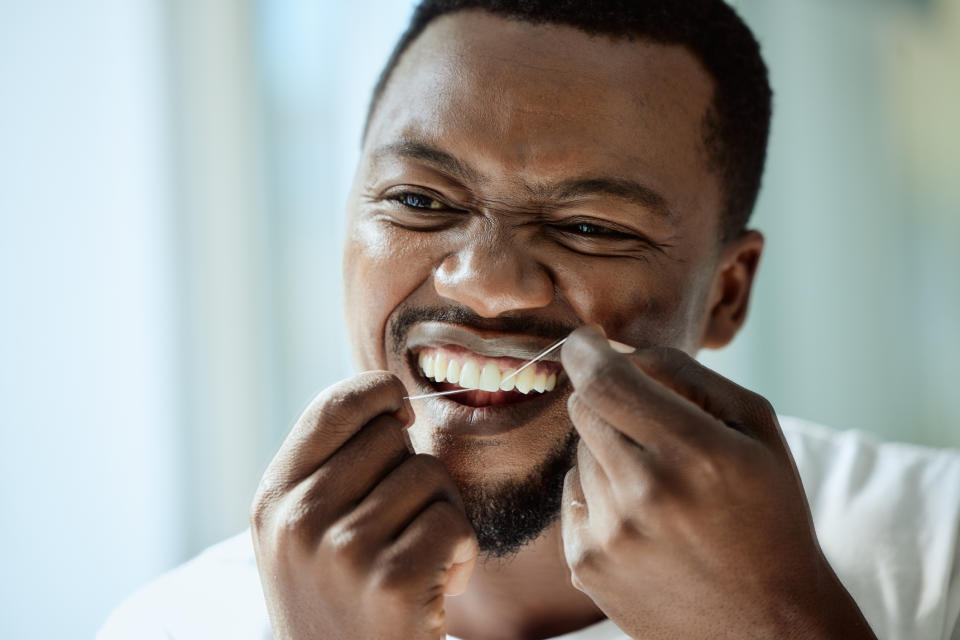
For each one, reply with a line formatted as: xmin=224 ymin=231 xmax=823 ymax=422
xmin=433 ymin=235 xmax=554 ymax=317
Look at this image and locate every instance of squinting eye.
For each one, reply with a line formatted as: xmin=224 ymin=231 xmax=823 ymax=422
xmin=398 ymin=192 xmax=446 ymax=210
xmin=571 ymin=222 xmax=606 ymax=235
xmin=565 ymin=222 xmax=632 ymax=238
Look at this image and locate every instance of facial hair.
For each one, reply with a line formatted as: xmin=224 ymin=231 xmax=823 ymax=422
xmin=437 ymin=428 xmax=580 ymax=558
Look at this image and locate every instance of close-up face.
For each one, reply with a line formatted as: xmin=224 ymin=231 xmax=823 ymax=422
xmin=342 ymin=10 xmax=745 ymax=550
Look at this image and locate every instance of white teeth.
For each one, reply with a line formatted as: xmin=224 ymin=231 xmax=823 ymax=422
xmin=479 ymin=363 xmax=501 ymax=392
xmin=459 ymin=359 xmax=481 ymax=389
xmin=445 ymin=359 xmax=460 ymax=384
xmin=533 ymin=371 xmax=547 ymax=393
xmin=420 ymin=352 xmax=434 ymax=378
xmin=434 ymin=353 xmax=448 ymax=383
xmin=515 ymin=366 xmax=536 ymax=394
xmin=545 ymin=372 xmax=557 ymax=392
xmin=418 ymin=350 xmax=558 ymax=395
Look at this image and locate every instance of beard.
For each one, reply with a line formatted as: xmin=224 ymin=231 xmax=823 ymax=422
xmin=443 ymin=428 xmax=580 ymax=559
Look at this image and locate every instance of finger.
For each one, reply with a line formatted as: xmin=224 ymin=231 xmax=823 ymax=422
xmin=575 ymin=441 xmax=618 ymax=532
xmin=269 ymin=372 xmax=413 ymax=487
xmin=561 ymin=466 xmax=589 ymax=538
xmin=560 ymin=466 xmax=595 ymax=587
xmin=338 ymin=453 xmax=466 ymax=544
xmin=568 ymin=392 xmax=648 ymax=475
xmin=631 ymin=346 xmax=779 ymax=444
xmin=385 ymin=500 xmax=479 ymax=597
xmin=562 ymin=326 xmax=720 ymax=455
xmin=569 ymin=394 xmax=663 ymax=509
xmin=291 ymin=413 xmax=412 ymax=528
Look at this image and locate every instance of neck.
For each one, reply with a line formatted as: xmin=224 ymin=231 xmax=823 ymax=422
xmin=445 ymin=523 xmax=606 ymax=640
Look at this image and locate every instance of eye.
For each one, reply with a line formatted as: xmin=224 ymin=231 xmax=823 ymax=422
xmin=546 ymin=217 xmax=667 ymax=259
xmin=395 ymin=192 xmax=447 ymax=210
xmin=560 ymin=221 xmax=634 ymax=239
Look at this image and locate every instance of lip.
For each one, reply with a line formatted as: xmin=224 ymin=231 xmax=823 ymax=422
xmin=402 ymin=323 xmax=571 ymax=436
xmin=406 ymin=322 xmax=566 ymax=362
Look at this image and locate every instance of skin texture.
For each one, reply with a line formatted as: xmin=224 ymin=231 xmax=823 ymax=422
xmin=250 ymin=10 xmax=876 ymax=640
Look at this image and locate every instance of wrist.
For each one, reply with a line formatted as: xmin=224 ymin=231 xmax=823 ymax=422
xmin=787 ymin=555 xmax=876 ymax=640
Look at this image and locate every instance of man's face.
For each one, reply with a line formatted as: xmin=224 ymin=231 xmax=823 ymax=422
xmin=342 ymin=11 xmax=728 ymax=551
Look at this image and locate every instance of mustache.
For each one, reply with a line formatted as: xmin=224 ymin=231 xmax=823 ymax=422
xmin=389 ymin=305 xmax=578 ymax=354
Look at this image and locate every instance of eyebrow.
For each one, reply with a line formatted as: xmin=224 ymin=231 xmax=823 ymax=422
xmin=373 ymin=140 xmax=484 ymax=185
xmin=373 ymin=139 xmax=672 ymax=219
xmin=548 ymin=177 xmax=671 ymax=219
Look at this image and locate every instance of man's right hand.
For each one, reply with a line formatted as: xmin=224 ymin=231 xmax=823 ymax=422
xmin=250 ymin=371 xmax=478 ymax=640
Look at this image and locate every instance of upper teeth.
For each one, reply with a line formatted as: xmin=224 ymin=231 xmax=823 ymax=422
xmin=418 ymin=351 xmax=557 ymax=394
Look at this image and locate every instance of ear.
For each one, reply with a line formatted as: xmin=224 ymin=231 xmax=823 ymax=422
xmin=700 ymin=230 xmax=764 ymax=349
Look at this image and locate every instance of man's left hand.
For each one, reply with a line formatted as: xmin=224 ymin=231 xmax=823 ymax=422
xmin=559 ymin=326 xmax=876 ymax=640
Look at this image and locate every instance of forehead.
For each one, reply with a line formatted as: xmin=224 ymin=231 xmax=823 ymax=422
xmin=365 ymin=10 xmax=719 ymax=219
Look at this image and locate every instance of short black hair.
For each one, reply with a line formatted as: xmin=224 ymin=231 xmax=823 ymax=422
xmin=366 ymin=0 xmax=772 ymax=240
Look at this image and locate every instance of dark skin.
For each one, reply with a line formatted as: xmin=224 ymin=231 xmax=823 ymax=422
xmin=250 ymin=10 xmax=876 ymax=640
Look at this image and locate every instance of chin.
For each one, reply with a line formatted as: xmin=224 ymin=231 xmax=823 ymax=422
xmin=420 ymin=424 xmax=580 ymax=558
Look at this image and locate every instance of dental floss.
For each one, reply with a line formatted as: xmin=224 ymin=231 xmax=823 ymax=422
xmin=404 ymin=336 xmax=569 ymax=401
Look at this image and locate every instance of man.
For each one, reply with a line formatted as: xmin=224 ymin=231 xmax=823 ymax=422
xmin=101 ymin=1 xmax=960 ymax=638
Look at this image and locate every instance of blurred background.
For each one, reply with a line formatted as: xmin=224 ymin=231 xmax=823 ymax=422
xmin=1 ymin=0 xmax=957 ymax=636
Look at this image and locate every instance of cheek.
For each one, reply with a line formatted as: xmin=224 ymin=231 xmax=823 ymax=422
xmin=343 ymin=218 xmax=439 ymax=370
xmin=553 ymin=258 xmax=706 ymax=349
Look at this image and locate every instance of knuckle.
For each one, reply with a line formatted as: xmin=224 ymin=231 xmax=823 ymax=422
xmin=274 ymin=496 xmax=318 ymax=542
xmin=249 ymin=480 xmax=283 ymax=532
xmin=333 ymin=372 xmax=404 ymax=411
xmin=305 ymin=372 xmax=405 ymax=430
xmin=686 ymin=445 xmax=727 ymax=484
xmin=249 ymin=493 xmax=273 ymax=532
xmin=749 ymin=392 xmax=777 ymax=422
xmin=321 ymin=520 xmax=368 ymax=563
xmin=269 ymin=481 xmax=335 ymax=545
xmin=623 ymin=465 xmax=663 ymax=506
xmin=731 ymin=391 xmax=778 ymax=440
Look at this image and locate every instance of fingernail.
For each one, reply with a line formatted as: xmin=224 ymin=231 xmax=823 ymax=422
xmin=607 ymin=338 xmax=636 ymax=354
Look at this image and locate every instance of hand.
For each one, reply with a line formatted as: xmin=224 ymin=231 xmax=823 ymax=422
xmin=250 ymin=372 xmax=478 ymax=640
xmin=559 ymin=326 xmax=876 ymax=640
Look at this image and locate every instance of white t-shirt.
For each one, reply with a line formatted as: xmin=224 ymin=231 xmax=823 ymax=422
xmin=99 ymin=417 xmax=960 ymax=640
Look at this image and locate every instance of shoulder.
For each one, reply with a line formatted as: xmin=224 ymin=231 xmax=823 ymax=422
xmin=779 ymin=416 xmax=960 ymax=640
xmin=780 ymin=416 xmax=960 ymax=530
xmin=98 ymin=530 xmax=271 ymax=640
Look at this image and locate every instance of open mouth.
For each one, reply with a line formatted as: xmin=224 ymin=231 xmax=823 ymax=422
xmin=414 ymin=345 xmax=562 ymax=408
